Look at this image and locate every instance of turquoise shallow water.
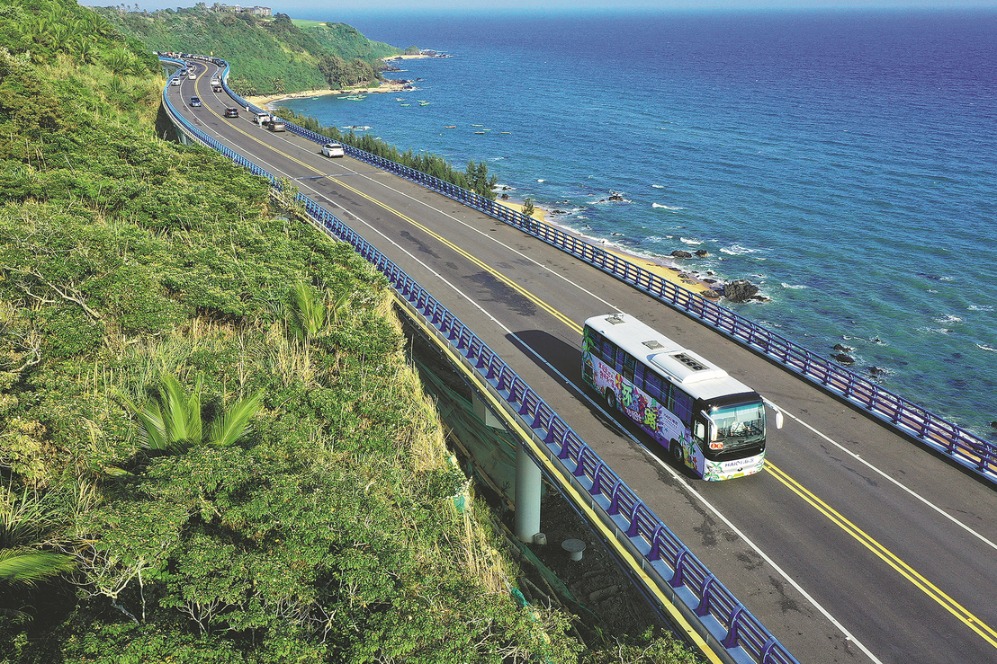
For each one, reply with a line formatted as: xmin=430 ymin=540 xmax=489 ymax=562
xmin=281 ymin=9 xmax=997 ymax=436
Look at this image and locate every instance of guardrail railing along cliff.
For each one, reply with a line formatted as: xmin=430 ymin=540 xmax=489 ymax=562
xmin=209 ymin=65 xmax=995 ymax=486
xmin=160 ymin=57 xmax=800 ymax=664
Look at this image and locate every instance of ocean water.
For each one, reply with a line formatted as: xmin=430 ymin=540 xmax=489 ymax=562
xmin=281 ymin=9 xmax=997 ymax=437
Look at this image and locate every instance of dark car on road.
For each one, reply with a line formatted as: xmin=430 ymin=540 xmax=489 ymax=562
xmin=224 ymin=107 xmax=239 ymax=118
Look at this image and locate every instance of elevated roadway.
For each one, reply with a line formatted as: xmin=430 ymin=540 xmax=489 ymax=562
xmin=168 ymin=61 xmax=997 ymax=664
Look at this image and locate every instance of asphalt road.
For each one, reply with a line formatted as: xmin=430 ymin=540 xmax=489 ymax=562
xmin=168 ymin=61 xmax=997 ymax=664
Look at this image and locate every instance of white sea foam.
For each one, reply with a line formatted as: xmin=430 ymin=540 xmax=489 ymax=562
xmin=651 ymin=184 xmax=666 ymax=189
xmin=969 ymin=304 xmax=995 ymax=312
xmin=781 ymin=283 xmax=809 ymax=290
xmin=935 ymin=314 xmax=963 ymax=324
xmin=978 ymin=344 xmax=997 ymax=353
xmin=720 ymin=244 xmax=760 ymax=256
xmin=537 ymin=178 xmax=545 ymax=183
xmin=680 ymin=237 xmax=703 ymax=246
xmin=652 ymin=203 xmax=684 ymax=211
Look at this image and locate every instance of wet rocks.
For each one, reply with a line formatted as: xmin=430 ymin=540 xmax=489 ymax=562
xmin=670 ymin=250 xmax=693 ymax=259
xmin=722 ymin=279 xmax=761 ymax=303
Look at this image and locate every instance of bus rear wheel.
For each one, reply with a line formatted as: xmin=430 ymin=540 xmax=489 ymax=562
xmin=604 ymin=389 xmax=617 ymax=411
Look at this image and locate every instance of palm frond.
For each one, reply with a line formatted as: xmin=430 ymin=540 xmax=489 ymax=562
xmin=159 ymin=374 xmax=202 ymax=445
xmin=207 ymin=391 xmax=263 ymax=448
xmin=0 ymin=548 xmax=75 ymax=587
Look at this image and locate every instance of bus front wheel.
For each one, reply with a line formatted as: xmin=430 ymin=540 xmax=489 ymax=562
xmin=604 ymin=389 xmax=617 ymax=411
xmin=670 ymin=441 xmax=684 ymax=465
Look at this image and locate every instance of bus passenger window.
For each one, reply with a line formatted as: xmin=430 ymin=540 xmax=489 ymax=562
xmin=623 ymin=355 xmax=636 ymax=382
xmin=645 ymin=373 xmax=661 ymax=401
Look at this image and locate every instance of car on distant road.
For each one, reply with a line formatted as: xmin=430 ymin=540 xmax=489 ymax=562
xmin=224 ymin=107 xmax=239 ymax=118
xmin=189 ymin=96 xmax=202 ymax=108
xmin=267 ymin=120 xmax=286 ymax=132
xmin=321 ymin=142 xmax=345 ymax=158
xmin=171 ymin=78 xmax=181 ymax=86
xmin=188 ymin=72 xmax=196 ymax=79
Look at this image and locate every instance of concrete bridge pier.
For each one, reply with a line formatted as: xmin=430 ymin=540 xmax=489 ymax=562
xmin=514 ymin=443 xmax=542 ymax=543
xmin=472 ymin=392 xmax=542 ymax=543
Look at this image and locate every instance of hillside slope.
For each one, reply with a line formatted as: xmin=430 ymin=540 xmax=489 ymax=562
xmin=93 ymin=5 xmax=400 ymax=95
xmin=0 ymin=1 xmax=579 ymax=661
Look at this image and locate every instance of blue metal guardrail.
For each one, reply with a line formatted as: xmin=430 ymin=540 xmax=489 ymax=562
xmin=160 ymin=58 xmax=799 ymax=664
xmin=210 ymin=65 xmax=997 ymax=486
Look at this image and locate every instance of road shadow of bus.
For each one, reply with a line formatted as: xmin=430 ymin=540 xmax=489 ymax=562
xmin=506 ymin=328 xmax=693 ymax=479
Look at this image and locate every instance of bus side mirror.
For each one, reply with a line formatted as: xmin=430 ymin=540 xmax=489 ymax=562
xmin=765 ymin=400 xmax=784 ymax=430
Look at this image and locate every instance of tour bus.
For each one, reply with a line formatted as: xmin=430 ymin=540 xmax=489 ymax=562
xmin=582 ymin=313 xmax=782 ymax=481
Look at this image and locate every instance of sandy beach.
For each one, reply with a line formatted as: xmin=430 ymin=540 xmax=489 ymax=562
xmin=245 ymin=78 xmax=412 ymax=108
xmin=245 ymin=54 xmax=433 ymax=107
xmin=497 ymin=201 xmax=719 ymax=299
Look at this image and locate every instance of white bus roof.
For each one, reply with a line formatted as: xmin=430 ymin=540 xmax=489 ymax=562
xmin=584 ymin=313 xmax=758 ymax=401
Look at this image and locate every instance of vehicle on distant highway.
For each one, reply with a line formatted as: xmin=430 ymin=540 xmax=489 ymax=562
xmin=321 ymin=142 xmax=345 ymax=158
xmin=267 ymin=119 xmax=286 ymax=132
xmin=254 ymin=112 xmax=271 ymax=126
xmin=188 ymin=71 xmax=196 ymax=80
xmin=224 ymin=107 xmax=239 ymax=118
xmin=189 ymin=96 xmax=202 ymax=108
xmin=209 ymin=77 xmax=220 ymax=87
xmin=582 ymin=312 xmax=782 ymax=481
xmin=171 ymin=78 xmax=181 ymax=86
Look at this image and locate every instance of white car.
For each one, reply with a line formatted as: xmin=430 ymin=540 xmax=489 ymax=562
xmin=321 ymin=142 xmax=345 ymax=158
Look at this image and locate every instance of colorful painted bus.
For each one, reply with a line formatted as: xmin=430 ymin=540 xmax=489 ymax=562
xmin=582 ymin=313 xmax=782 ymax=481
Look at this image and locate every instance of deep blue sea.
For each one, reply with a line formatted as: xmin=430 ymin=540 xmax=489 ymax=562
xmin=281 ymin=9 xmax=997 ymax=437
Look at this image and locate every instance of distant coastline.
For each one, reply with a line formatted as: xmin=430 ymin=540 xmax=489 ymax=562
xmin=246 ymin=53 xmax=433 ymax=107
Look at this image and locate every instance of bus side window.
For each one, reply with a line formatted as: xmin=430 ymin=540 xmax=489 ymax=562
xmin=601 ymin=339 xmax=615 ymax=363
xmin=693 ymin=420 xmax=706 ymax=443
xmin=662 ymin=379 xmax=675 ymax=410
xmin=634 ymin=362 xmax=645 ymax=388
xmin=645 ymin=373 xmax=661 ymax=401
xmin=623 ymin=354 xmax=635 ymax=382
xmin=673 ymin=390 xmax=694 ymax=424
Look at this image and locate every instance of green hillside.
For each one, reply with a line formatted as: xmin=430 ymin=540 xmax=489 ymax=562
xmin=0 ymin=0 xmax=580 ymax=660
xmin=93 ymin=5 xmax=401 ymax=95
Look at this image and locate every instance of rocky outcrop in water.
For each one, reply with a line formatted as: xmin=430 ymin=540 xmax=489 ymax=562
xmin=722 ymin=279 xmax=761 ymax=303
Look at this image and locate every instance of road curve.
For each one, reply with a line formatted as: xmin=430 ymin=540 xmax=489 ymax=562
xmin=168 ymin=61 xmax=997 ymax=664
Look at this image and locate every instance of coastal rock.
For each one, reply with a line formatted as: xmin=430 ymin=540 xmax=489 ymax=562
xmin=990 ymin=421 xmax=997 ymax=430
xmin=695 ymin=249 xmax=709 ymax=258
xmin=722 ymin=279 xmax=760 ymax=303
xmin=869 ymin=366 xmax=887 ymax=378
xmin=608 ymin=191 xmax=625 ymax=202
xmin=670 ymin=250 xmax=693 ymax=259
xmin=834 ymin=343 xmax=854 ymax=353
xmin=833 ymin=353 xmax=856 ymax=365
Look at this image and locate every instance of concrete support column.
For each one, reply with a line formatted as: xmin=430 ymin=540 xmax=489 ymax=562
xmin=514 ymin=444 xmax=542 ymax=542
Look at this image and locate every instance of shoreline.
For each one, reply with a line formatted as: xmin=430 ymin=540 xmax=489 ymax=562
xmin=498 ymin=201 xmax=719 ymax=299
xmin=246 ymin=54 xmax=433 ymax=108
xmin=245 ymin=78 xmax=412 ymax=108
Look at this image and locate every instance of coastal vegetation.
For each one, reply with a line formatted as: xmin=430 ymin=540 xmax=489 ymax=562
xmin=1 ymin=0 xmax=698 ymax=661
xmin=93 ymin=4 xmax=400 ymax=95
xmin=275 ymin=108 xmax=500 ymax=200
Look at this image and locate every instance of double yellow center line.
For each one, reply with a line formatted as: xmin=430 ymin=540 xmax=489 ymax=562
xmin=766 ymin=462 xmax=996 ymax=648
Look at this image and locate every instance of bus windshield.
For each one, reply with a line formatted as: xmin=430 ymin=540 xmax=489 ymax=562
xmin=710 ymin=402 xmax=766 ymax=452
